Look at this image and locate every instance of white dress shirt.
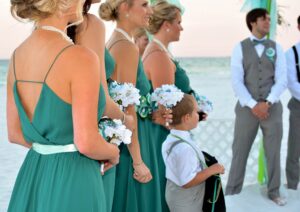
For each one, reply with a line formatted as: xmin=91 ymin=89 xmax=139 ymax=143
xmin=162 ymin=129 xmax=205 ymax=187
xmin=231 ymin=34 xmax=287 ymax=108
xmin=286 ymin=42 xmax=300 ymax=100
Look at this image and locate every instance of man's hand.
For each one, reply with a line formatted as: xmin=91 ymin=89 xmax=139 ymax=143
xmin=251 ymin=102 xmax=270 ymax=120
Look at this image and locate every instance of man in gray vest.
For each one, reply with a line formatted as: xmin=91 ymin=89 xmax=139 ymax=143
xmin=225 ymin=8 xmax=287 ymax=206
xmin=285 ymin=15 xmax=300 ymax=190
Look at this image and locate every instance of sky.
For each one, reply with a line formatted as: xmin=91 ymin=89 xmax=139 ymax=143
xmin=0 ymin=0 xmax=299 ymax=59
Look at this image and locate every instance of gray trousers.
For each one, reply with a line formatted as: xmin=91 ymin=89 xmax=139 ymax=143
xmin=225 ymin=102 xmax=283 ymax=199
xmin=165 ymin=180 xmax=205 ymax=212
xmin=286 ymin=98 xmax=300 ymax=189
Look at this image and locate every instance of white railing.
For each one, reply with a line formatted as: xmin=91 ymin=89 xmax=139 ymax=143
xmin=192 ymin=119 xmax=262 ymax=186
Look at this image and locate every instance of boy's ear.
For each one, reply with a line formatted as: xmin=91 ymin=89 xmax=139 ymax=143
xmin=181 ymin=113 xmax=190 ymax=123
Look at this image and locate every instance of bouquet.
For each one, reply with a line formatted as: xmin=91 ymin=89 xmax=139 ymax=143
xmin=98 ymin=118 xmax=132 ymax=173
xmin=136 ymin=93 xmax=156 ymax=119
xmin=191 ymin=91 xmax=213 ymax=113
xmin=108 ymin=80 xmax=140 ymax=110
xmin=151 ymin=84 xmax=184 ymax=108
xmin=99 ymin=118 xmax=132 ymax=146
xmin=151 ymin=84 xmax=184 ymax=126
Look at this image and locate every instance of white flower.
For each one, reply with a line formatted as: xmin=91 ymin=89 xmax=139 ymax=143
xmin=109 ymin=81 xmax=141 ymax=110
xmin=151 ymin=84 xmax=184 ymax=108
xmin=99 ymin=118 xmax=132 ymax=146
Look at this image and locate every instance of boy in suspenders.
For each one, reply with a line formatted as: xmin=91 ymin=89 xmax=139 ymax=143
xmin=161 ymin=94 xmax=225 ymax=212
xmin=285 ymin=15 xmax=300 ymax=190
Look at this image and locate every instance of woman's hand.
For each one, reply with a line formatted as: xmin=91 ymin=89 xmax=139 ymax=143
xmin=133 ymin=162 xmax=152 ymax=183
xmin=152 ymin=106 xmax=173 ymax=128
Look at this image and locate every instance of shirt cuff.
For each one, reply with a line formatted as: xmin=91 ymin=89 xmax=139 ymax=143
xmin=266 ymin=94 xmax=276 ymax=104
xmin=179 ymin=172 xmax=197 ymax=187
xmin=246 ymin=99 xmax=257 ymax=109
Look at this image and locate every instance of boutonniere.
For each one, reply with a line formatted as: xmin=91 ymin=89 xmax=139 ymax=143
xmin=265 ymin=47 xmax=276 ymax=62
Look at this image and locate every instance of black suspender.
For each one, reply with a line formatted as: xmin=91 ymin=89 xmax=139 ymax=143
xmin=292 ymin=46 xmax=300 ymax=82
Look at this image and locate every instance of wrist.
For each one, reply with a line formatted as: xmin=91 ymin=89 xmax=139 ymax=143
xmin=133 ymin=161 xmax=144 ymax=167
xmin=264 ymin=100 xmax=272 ymax=106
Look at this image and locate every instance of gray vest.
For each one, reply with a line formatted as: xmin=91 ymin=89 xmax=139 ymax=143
xmin=241 ymin=38 xmax=277 ymax=101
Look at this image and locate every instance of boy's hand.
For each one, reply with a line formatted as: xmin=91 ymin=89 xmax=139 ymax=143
xmin=209 ymin=163 xmax=225 ymax=175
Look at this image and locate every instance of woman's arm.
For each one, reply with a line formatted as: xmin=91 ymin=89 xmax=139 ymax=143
xmin=70 ymin=46 xmax=119 ymax=163
xmin=143 ymin=50 xmax=175 ymax=89
xmin=110 ymin=40 xmax=152 ymax=183
xmin=82 ymin=14 xmax=135 ymax=130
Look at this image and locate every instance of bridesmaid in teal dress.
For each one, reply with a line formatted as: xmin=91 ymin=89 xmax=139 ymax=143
xmin=7 ymin=1 xmax=119 ymax=211
xmin=100 ymin=0 xmax=167 ymax=211
xmin=143 ymin=1 xmax=199 ymax=211
xmin=67 ymin=1 xmax=135 ymax=211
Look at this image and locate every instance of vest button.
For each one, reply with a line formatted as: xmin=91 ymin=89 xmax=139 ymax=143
xmin=259 ymin=70 xmax=262 ymax=72
xmin=259 ymin=78 xmax=262 ymax=80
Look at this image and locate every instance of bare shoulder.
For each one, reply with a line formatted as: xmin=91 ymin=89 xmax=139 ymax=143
xmin=143 ymin=43 xmax=169 ymax=64
xmin=64 ymin=45 xmax=99 ymax=73
xmin=86 ymin=13 xmax=105 ymax=30
xmin=68 ymin=45 xmax=98 ymax=62
xmin=111 ymin=40 xmax=139 ymax=59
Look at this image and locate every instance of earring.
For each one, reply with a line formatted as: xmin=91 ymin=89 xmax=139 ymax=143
xmin=166 ymin=28 xmax=170 ymax=32
xmin=125 ymin=13 xmax=129 ymax=18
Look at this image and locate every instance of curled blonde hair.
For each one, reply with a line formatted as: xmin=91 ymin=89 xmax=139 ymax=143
xmin=99 ymin=0 xmax=133 ymax=21
xmin=10 ymin=0 xmax=81 ymax=22
xmin=133 ymin=28 xmax=148 ymax=41
xmin=148 ymin=0 xmax=181 ymax=34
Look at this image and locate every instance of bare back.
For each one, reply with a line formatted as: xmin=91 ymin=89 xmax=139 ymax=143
xmin=7 ymin=30 xmax=76 ymax=121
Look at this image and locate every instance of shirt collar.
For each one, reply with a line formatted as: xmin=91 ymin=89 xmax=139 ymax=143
xmin=170 ymin=129 xmax=193 ymax=142
xmin=250 ymin=34 xmax=267 ymax=41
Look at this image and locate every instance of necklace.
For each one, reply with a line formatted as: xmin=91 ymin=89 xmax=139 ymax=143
xmin=115 ymin=28 xmax=134 ymax=43
xmin=36 ymin=25 xmax=73 ymax=44
xmin=152 ymin=38 xmax=174 ymax=59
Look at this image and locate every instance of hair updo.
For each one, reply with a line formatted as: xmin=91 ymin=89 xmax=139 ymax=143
xmin=148 ymin=0 xmax=181 ymax=34
xmin=10 ymin=0 xmax=77 ymax=22
xmin=99 ymin=0 xmax=133 ymax=21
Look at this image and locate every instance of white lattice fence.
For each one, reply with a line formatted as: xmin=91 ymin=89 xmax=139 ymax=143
xmin=192 ymin=119 xmax=262 ymax=186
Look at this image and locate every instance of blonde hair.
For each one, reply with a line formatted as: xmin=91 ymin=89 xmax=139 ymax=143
xmin=11 ymin=0 xmax=81 ymax=22
xmin=133 ymin=28 xmax=148 ymax=41
xmin=148 ymin=0 xmax=181 ymax=34
xmin=99 ymin=0 xmax=133 ymax=21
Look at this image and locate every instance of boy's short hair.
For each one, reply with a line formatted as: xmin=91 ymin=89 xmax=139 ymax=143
xmin=298 ymin=15 xmax=300 ymax=25
xmin=246 ymin=8 xmax=269 ymax=31
xmin=171 ymin=94 xmax=195 ymax=126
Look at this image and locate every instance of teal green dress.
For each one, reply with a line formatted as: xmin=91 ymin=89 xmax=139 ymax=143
xmin=111 ymin=59 xmax=163 ymax=212
xmin=151 ymin=60 xmax=194 ymax=212
xmin=8 ymin=45 xmax=107 ymax=212
xmin=102 ymin=48 xmax=116 ymax=212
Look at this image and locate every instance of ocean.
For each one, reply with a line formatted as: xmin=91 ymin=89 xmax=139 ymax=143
xmin=0 ymin=58 xmax=296 ymax=211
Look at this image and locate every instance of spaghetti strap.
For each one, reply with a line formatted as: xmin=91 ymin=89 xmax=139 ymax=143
xmin=142 ymin=49 xmax=165 ymax=62
xmin=107 ymin=39 xmax=132 ymax=51
xmin=44 ymin=44 xmax=73 ymax=82
xmin=12 ymin=50 xmax=17 ymax=81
